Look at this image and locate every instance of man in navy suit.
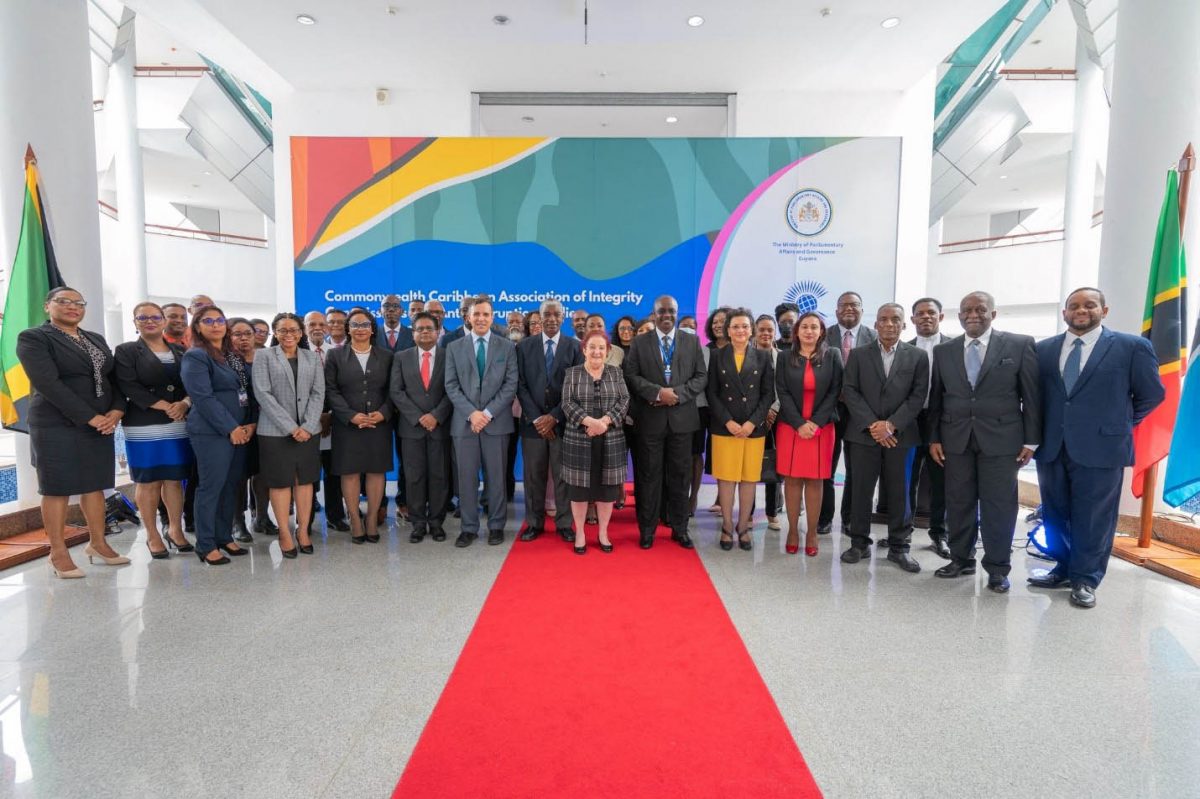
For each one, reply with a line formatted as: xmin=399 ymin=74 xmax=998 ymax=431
xmin=379 ymin=294 xmax=414 ymax=523
xmin=516 ymin=299 xmax=584 ymax=541
xmin=1031 ymin=287 xmax=1164 ymax=608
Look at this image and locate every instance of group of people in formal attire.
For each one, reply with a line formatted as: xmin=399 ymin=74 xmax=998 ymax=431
xmin=17 ymin=280 xmax=1163 ymax=608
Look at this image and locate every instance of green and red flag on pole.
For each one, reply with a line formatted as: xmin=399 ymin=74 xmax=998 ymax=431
xmin=1131 ymin=167 xmax=1188 ymax=498
xmin=0 ymin=146 xmax=66 ymax=433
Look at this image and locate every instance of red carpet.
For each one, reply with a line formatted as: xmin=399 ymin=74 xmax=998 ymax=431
xmin=392 ymin=498 xmax=822 ymax=798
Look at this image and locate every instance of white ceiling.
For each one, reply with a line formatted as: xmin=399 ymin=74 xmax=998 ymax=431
xmin=161 ymin=0 xmax=1005 ymax=94
xmin=479 ymin=103 xmax=728 ymax=137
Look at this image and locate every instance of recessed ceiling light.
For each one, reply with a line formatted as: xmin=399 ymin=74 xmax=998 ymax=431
xmin=296 ymin=14 xmax=316 ymax=25
xmin=203 ymin=170 xmax=212 ymax=176
xmin=493 ymin=14 xmax=511 ymax=25
xmin=521 ymin=115 xmax=535 ymax=122
xmin=665 ymin=116 xmax=679 ymax=124
xmin=999 ymin=175 xmax=1008 ymax=180
xmin=687 ymin=15 xmax=704 ymax=27
xmin=880 ymin=16 xmax=901 ymax=29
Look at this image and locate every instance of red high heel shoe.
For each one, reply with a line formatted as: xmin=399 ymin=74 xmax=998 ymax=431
xmin=785 ymin=534 xmax=799 ymax=555
xmin=805 ymin=545 xmax=819 ymax=557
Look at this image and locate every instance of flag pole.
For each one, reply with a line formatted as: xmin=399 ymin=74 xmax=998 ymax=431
xmin=24 ymin=144 xmax=36 ymax=167
xmin=1138 ymin=142 xmax=1194 ymax=548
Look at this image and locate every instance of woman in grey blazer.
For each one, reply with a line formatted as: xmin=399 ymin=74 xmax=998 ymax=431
xmin=251 ymin=312 xmax=326 ymax=557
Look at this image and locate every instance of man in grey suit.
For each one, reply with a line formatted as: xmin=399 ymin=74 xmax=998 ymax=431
xmin=819 ymin=291 xmax=879 ymax=534
xmin=444 ymin=294 xmax=519 ymax=547
xmin=840 ymin=303 xmax=929 ymax=572
xmin=929 ymin=291 xmax=1041 ymax=592
xmin=391 ymin=312 xmax=453 ymax=542
xmin=516 ymin=299 xmax=584 ymax=542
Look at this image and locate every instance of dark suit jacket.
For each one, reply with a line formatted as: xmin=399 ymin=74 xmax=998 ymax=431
xmin=907 ymin=333 xmax=951 ymax=443
xmin=379 ymin=325 xmax=415 ymax=352
xmin=16 ymin=323 xmax=126 ymax=427
xmin=1034 ymin=328 xmax=1164 ymax=468
xmin=623 ymin=327 xmax=709 ymax=434
xmin=181 ymin=349 xmax=257 ymax=436
xmin=325 ymin=345 xmax=393 ymax=425
xmin=928 ymin=330 xmax=1041 ymax=455
xmin=113 ymin=338 xmax=189 ymax=428
xmin=827 ymin=324 xmax=878 ymax=352
xmin=842 ymin=341 xmax=929 ymax=448
xmin=706 ymin=346 xmax=775 ymax=438
xmin=390 ymin=345 xmax=452 ymax=439
xmin=775 ymin=349 xmax=843 ymax=430
xmin=516 ymin=333 xmax=584 ymax=437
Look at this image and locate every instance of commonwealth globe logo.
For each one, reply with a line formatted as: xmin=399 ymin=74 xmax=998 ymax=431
xmin=784 ymin=280 xmax=828 ymax=315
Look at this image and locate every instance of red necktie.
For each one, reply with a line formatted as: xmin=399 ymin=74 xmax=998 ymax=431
xmin=388 ymin=330 xmax=397 ymax=348
xmin=421 ymin=350 xmax=431 ymax=389
xmin=841 ymin=329 xmax=853 ymax=363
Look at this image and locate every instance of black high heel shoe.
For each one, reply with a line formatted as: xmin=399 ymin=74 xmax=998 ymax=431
xmin=197 ymin=551 xmax=230 ymax=565
xmin=351 ymin=534 xmax=366 ymax=544
xmin=598 ymin=538 xmax=613 ymax=553
xmin=165 ymin=532 xmax=194 ymax=553
xmin=298 ymin=542 xmax=314 ymax=554
xmin=737 ymin=526 xmax=753 ymax=552
xmin=280 ymin=546 xmax=298 ymax=559
xmin=719 ymin=527 xmax=734 ymax=551
xmin=574 ymin=541 xmax=587 ymax=555
xmin=219 ymin=543 xmax=248 ymax=556
xmin=146 ymin=540 xmax=170 ymax=560
xmin=364 ymin=533 xmax=380 ymax=543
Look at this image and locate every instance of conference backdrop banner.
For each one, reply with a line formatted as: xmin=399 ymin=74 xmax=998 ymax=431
xmin=292 ymin=136 xmax=901 ymax=334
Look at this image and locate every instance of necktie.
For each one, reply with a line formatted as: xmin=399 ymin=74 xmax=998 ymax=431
xmin=842 ymin=329 xmax=853 ymax=363
xmin=966 ymin=339 xmax=982 ymax=388
xmin=545 ymin=338 xmax=555 ymax=374
xmin=1063 ymin=338 xmax=1083 ymax=394
xmin=388 ymin=329 xmax=397 ymax=348
xmin=314 ymin=345 xmax=323 ymax=365
xmin=476 ymin=337 xmax=486 ymax=380
xmin=421 ymin=350 xmax=432 ymax=389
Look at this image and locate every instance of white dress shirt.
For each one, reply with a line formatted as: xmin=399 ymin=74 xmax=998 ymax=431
xmin=1059 ymin=325 xmax=1104 ymax=373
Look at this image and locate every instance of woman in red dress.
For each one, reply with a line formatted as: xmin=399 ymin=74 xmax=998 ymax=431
xmin=775 ymin=312 xmax=843 ymax=555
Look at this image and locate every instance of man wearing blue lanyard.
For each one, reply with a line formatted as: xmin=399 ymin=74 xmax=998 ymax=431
xmin=623 ymin=295 xmax=709 ymax=549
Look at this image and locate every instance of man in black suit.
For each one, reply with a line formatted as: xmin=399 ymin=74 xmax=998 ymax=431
xmin=819 ymin=291 xmax=879 ymax=535
xmin=390 ymin=312 xmax=452 ymax=542
xmin=516 ymin=299 xmax=584 ymax=541
xmin=929 ymin=291 xmax=1041 ymax=592
xmin=839 ymin=303 xmax=929 ymax=572
xmin=623 ymin=295 xmax=709 ymax=549
xmin=379 ymin=294 xmax=415 ymax=523
xmin=441 ymin=295 xmax=474 ymax=346
xmin=906 ymin=297 xmax=952 ymax=558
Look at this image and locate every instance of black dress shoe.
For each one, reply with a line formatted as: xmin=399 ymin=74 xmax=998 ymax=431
xmin=886 ymin=551 xmax=921 ymax=573
xmin=409 ymin=528 xmax=427 ymax=543
xmin=232 ymin=518 xmax=252 ymax=543
xmin=840 ymin=546 xmax=869 ymax=564
xmin=931 ymin=537 xmax=952 ymax=560
xmin=1027 ymin=569 xmax=1070 ymax=589
xmin=987 ymin=575 xmax=1011 ymax=593
xmin=934 ymin=561 xmax=976 ymax=578
xmin=1069 ymin=583 xmax=1096 ymax=608
xmin=671 ymin=531 xmax=694 ymax=549
xmin=519 ymin=526 xmax=542 ymax=542
xmin=639 ymin=531 xmax=654 ymax=549
xmin=816 ymin=522 xmax=832 ymax=535
xmin=430 ymin=527 xmax=447 ymax=542
xmin=455 ymin=532 xmax=477 ymax=548
xmin=328 ymin=519 xmax=351 ymax=533
xmin=558 ymin=527 xmax=574 ymax=542
xmin=487 ymin=529 xmax=505 ymax=546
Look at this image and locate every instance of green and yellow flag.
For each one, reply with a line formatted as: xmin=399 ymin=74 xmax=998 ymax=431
xmin=1 ymin=146 xmax=65 ymax=432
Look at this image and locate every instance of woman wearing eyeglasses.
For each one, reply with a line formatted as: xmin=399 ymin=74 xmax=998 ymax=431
xmin=180 ymin=306 xmax=257 ymax=564
xmin=228 ymin=318 xmax=274 ymax=539
xmin=113 ymin=301 xmax=194 ymax=558
xmin=252 ymin=312 xmax=326 ymax=557
xmin=17 ymin=287 xmax=129 ymax=578
xmin=324 ymin=310 xmax=393 ymax=543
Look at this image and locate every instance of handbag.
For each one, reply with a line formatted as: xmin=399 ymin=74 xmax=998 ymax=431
xmin=760 ymin=447 xmax=778 ymax=483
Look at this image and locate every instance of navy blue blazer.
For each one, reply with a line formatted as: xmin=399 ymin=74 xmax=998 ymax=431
xmin=180 ymin=349 xmax=258 ymax=436
xmin=516 ymin=333 xmax=584 ymax=437
xmin=1033 ymin=328 xmax=1164 ymax=469
xmin=379 ymin=325 xmax=415 ymax=352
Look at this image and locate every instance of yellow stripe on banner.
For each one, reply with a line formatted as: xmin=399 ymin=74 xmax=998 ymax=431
xmin=0 ymin=394 xmax=16 ymax=426
xmin=1154 ymin=286 xmax=1182 ymax=305
xmin=26 ymin=162 xmax=42 ymax=221
xmin=315 ymin=138 xmax=545 ymax=248
xmin=1159 ymin=360 xmax=1182 ymax=376
xmin=5 ymin=363 xmax=30 ymax=399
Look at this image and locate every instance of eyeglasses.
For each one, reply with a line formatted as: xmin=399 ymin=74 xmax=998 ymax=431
xmin=135 ymin=314 xmax=164 ymax=323
xmin=382 ymin=303 xmax=402 ymax=310
xmin=348 ymin=321 xmax=373 ymax=330
xmin=51 ymin=298 xmax=87 ymax=308
xmin=275 ymin=327 xmax=302 ymax=336
xmin=617 ymin=325 xmax=634 ymax=332
xmin=837 ymin=301 xmax=862 ymax=309
xmin=230 ymin=331 xmax=254 ymax=338
xmin=413 ymin=325 xmax=436 ymax=333
xmin=199 ymin=317 xmax=227 ymax=326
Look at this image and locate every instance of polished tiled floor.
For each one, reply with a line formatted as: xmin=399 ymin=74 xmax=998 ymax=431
xmin=0 ymin=485 xmax=1197 ymax=798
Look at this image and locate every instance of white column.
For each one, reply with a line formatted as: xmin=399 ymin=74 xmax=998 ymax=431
xmin=0 ymin=0 xmax=104 ymax=509
xmin=1097 ymin=0 xmax=1200 ymax=336
xmin=1059 ymin=33 xmax=1105 ymax=325
xmin=105 ymin=9 xmax=148 ymax=343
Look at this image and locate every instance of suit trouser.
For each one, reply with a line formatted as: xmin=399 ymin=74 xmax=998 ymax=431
xmin=847 ymin=441 xmax=914 ymax=553
xmin=183 ymin=459 xmax=200 ymax=526
xmin=392 ymin=423 xmax=408 ymax=507
xmin=1035 ymin=445 xmax=1124 ymax=589
xmin=819 ymin=409 xmax=853 ymax=527
xmin=453 ymin=432 xmax=508 ymax=534
xmin=313 ymin=448 xmax=345 ymax=523
xmin=522 ymin=434 xmax=573 ymax=532
xmin=192 ymin=434 xmax=246 ymax=557
xmin=944 ymin=435 xmax=1020 ymax=577
xmin=635 ymin=430 xmax=691 ymax=535
xmin=401 ymin=435 xmax=450 ymax=529
xmin=505 ymin=426 xmax=519 ymax=501
xmin=909 ymin=444 xmax=946 ymax=539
